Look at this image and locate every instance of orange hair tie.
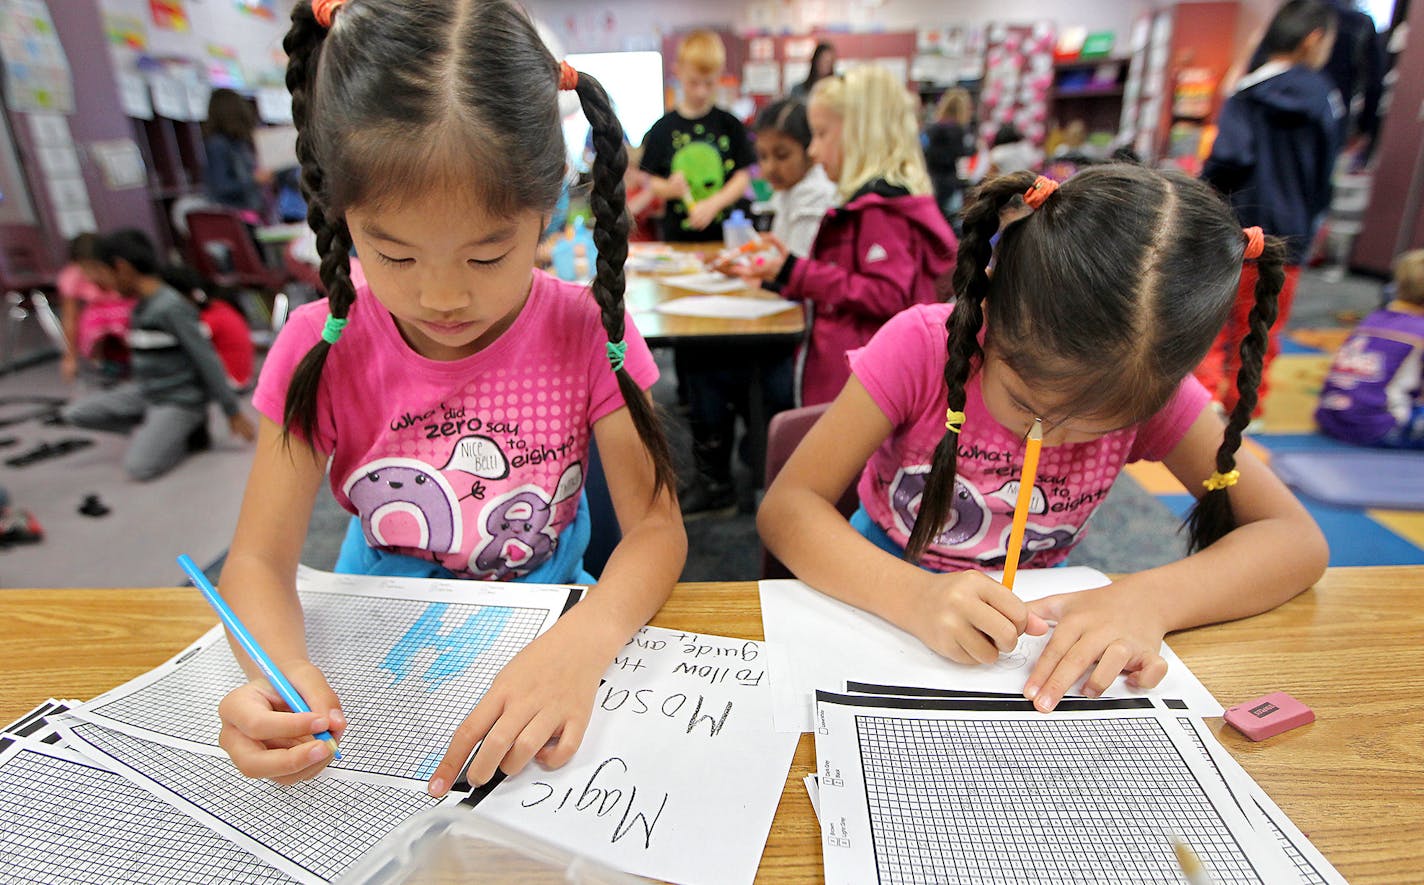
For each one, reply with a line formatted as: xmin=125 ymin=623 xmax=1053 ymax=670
xmin=312 ymin=0 xmax=345 ymax=27
xmin=1023 ymin=175 xmax=1059 ymax=209
xmin=1243 ymin=226 xmax=1265 ymax=260
xmin=559 ymin=61 xmax=579 ymax=91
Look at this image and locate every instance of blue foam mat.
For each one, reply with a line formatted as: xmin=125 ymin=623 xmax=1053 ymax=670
xmin=1271 ymin=448 xmax=1424 ymax=512
xmin=1159 ymin=494 xmax=1424 ymax=567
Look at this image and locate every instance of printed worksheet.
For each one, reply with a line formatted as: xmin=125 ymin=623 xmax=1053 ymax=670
xmin=761 ymin=568 xmax=1223 ymax=732
xmin=69 ymin=567 xmax=580 ymax=787
xmin=56 ymin=720 xmax=455 ymax=885
xmin=468 ymin=626 xmax=800 ymax=885
xmin=654 ymin=294 xmax=797 ymax=319
xmin=0 ymin=738 xmax=295 ymax=884
xmin=657 ymin=271 xmax=750 ymax=294
xmin=812 ymin=693 xmax=1298 ymax=885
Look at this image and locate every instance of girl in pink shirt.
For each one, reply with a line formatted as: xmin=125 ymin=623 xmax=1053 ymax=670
xmin=58 ymin=233 xmax=131 ymax=383
xmin=217 ymin=0 xmax=684 ymax=799
xmin=760 ymin=166 xmax=1326 ymax=714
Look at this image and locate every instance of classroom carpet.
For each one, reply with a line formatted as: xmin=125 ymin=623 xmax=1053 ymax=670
xmin=0 ymin=367 xmax=254 ymax=588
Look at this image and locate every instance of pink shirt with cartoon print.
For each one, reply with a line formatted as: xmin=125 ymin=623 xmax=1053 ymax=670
xmin=849 ymin=303 xmax=1210 ymax=573
xmin=253 ymin=265 xmax=657 ymax=580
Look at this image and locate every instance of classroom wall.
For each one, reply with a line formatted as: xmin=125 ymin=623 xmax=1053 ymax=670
xmin=529 ymin=0 xmax=1165 ymax=54
xmin=97 ymin=0 xmax=297 ymax=87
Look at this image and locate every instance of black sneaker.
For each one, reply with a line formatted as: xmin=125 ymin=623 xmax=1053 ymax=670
xmin=678 ymin=480 xmax=737 ymax=521
xmin=186 ymin=423 xmax=212 ymax=452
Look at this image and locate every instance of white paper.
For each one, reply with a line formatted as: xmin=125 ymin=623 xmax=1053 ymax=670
xmin=803 ymin=772 xmax=820 ymax=820
xmin=813 ymin=694 xmax=1298 ymax=885
xmin=25 ymin=111 xmax=71 ymax=149
xmin=256 ymin=88 xmax=294 ymax=125
xmin=469 ymin=626 xmax=800 ymax=885
xmin=782 ymin=61 xmax=810 ymax=90
xmin=761 ymin=568 xmax=1223 ymax=732
xmin=60 ymin=720 xmax=455 ymax=885
xmin=118 ymin=70 xmax=154 ymax=119
xmin=90 ymin=139 xmax=148 ymax=190
xmin=69 ymin=566 xmax=581 ymax=788
xmin=742 ymin=61 xmax=780 ymax=95
xmin=0 ymin=738 xmax=295 ymax=884
xmin=657 ymin=272 xmax=751 ymax=295
xmin=254 ymin=125 xmax=298 ymax=172
xmin=148 ymin=73 xmax=188 ymax=120
xmin=874 ymin=57 xmax=910 ymax=86
xmin=1176 ymin=716 xmax=1348 ymax=885
xmin=655 ymin=294 xmax=796 ymax=319
xmin=57 ymin=207 xmax=97 ymax=239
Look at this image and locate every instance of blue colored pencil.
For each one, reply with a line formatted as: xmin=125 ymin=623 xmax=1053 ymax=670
xmin=177 ymin=555 xmax=341 ymax=759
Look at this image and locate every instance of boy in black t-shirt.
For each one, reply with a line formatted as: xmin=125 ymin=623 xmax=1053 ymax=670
xmin=640 ymin=30 xmax=755 ymax=243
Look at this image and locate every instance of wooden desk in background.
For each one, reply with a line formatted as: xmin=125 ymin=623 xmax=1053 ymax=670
xmin=2 ymin=566 xmax=1417 ymax=883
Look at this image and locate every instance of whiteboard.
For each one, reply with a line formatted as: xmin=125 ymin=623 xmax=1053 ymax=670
xmin=561 ymin=51 xmax=665 ymax=170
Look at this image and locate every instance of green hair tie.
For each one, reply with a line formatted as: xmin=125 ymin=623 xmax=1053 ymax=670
xmin=606 ymin=339 xmax=628 ymax=373
xmin=321 ymin=315 xmax=349 ymax=345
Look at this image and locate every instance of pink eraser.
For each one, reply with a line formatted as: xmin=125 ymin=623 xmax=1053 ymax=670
xmin=1224 ymin=691 xmax=1314 ymax=741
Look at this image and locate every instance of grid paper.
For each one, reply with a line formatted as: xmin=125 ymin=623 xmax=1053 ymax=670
xmin=1175 ymin=716 xmax=1343 ymax=885
xmin=80 ymin=592 xmax=549 ymax=781
xmin=66 ymin=721 xmax=445 ymax=884
xmin=0 ymin=741 xmax=293 ymax=885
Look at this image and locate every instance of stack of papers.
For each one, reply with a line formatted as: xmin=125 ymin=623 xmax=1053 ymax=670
xmin=0 ymin=568 xmax=797 ymax=885
xmin=762 ymin=568 xmax=1346 ymax=884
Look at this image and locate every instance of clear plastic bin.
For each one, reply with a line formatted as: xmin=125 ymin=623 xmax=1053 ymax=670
xmin=336 ymin=807 xmax=649 ymax=884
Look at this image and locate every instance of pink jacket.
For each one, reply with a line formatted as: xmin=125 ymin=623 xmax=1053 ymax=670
xmin=781 ymin=183 xmax=957 ymax=406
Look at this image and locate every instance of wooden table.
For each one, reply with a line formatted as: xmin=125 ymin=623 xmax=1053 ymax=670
xmin=624 ymin=243 xmax=805 ymax=348
xmin=2 ymin=566 xmax=1418 ymax=883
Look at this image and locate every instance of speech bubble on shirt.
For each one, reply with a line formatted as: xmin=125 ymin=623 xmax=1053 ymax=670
xmin=553 ymin=461 xmax=584 ymax=504
xmin=441 ymin=435 xmax=510 ymax=480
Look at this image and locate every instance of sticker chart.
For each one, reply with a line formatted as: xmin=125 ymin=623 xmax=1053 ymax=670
xmin=812 ymin=693 xmax=1297 ymax=885
xmin=59 ymin=720 xmax=450 ymax=885
xmin=761 ymin=567 xmax=1223 ymax=732
xmin=0 ymin=739 xmax=294 ymax=885
xmin=72 ymin=567 xmax=579 ymax=784
xmin=468 ymin=626 xmax=800 ymax=885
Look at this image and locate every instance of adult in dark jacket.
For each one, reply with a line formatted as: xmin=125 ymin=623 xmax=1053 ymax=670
xmin=924 ymin=87 xmax=975 ymax=225
xmin=1198 ymin=0 xmax=1343 ymax=418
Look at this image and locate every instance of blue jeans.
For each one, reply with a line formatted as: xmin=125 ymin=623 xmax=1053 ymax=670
xmin=335 ymin=492 xmax=597 ymax=584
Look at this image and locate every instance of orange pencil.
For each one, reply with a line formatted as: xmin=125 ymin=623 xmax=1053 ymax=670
xmin=1000 ymin=417 xmax=1043 ymax=591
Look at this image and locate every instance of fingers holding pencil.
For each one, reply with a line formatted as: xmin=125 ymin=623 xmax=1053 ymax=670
xmin=217 ymin=666 xmax=345 ymax=784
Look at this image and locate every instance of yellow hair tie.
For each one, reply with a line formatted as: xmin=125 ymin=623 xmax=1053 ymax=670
xmin=945 ymin=409 xmax=966 ymax=434
xmin=1203 ymin=469 xmax=1240 ymax=492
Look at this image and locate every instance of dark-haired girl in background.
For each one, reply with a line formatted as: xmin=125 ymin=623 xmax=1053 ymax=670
xmin=213 ymin=0 xmax=684 ymax=799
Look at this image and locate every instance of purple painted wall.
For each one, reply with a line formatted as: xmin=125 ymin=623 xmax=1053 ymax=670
xmin=19 ymin=0 xmax=160 ymax=265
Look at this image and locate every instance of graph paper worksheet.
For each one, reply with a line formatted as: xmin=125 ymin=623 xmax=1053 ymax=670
xmin=69 ymin=567 xmax=579 ymax=786
xmin=812 ymin=692 xmax=1297 ymax=885
xmin=0 ymin=738 xmax=294 ymax=885
xmin=58 ymin=720 xmax=452 ymax=884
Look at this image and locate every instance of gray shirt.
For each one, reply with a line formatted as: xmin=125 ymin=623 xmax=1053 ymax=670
xmin=127 ymin=285 xmax=240 ymax=416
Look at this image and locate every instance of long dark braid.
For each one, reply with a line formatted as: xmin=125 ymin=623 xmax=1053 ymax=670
xmin=1185 ymin=235 xmax=1286 ymax=551
xmin=905 ymin=173 xmax=1034 ymax=561
xmin=280 ymin=2 xmax=356 ymax=447
xmin=571 ymin=68 xmax=676 ymax=497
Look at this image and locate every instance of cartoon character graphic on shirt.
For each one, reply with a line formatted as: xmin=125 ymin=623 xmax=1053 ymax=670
xmin=469 ymin=461 xmax=585 ymax=578
xmin=670 ymin=127 xmax=737 ymax=228
xmin=889 ymin=466 xmax=1079 ymax=565
xmin=343 ymin=458 xmax=464 ymax=554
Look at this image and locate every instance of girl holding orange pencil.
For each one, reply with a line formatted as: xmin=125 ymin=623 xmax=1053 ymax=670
xmin=758 ymin=166 xmax=1326 ymax=714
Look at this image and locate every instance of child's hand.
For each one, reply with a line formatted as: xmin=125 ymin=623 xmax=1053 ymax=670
xmin=901 ymin=571 xmax=1049 ymax=665
xmin=228 ymin=412 xmax=257 ymax=442
xmin=1022 ymin=582 xmax=1169 ymax=712
xmin=729 ymin=234 xmax=789 ymax=283
xmin=217 ymin=661 xmax=346 ymax=784
xmin=427 ymin=625 xmax=607 ymax=796
xmin=685 ymin=199 xmax=720 ymax=231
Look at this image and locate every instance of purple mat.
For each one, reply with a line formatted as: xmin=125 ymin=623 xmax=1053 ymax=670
xmin=1272 ymin=449 xmax=1424 ymax=511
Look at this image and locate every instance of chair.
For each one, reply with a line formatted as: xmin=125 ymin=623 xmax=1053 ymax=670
xmin=185 ymin=209 xmax=296 ymax=344
xmin=759 ymin=402 xmax=859 ymax=579
xmin=0 ymin=224 xmax=64 ymax=372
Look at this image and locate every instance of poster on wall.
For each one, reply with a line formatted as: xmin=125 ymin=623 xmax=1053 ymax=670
xmin=234 ymin=0 xmax=277 ymax=20
xmin=104 ymin=12 xmax=149 ymax=51
xmin=0 ymin=0 xmax=75 ymax=114
xmin=149 ymin=0 xmax=190 ymax=32
xmin=27 ymin=112 xmax=97 ymax=238
xmin=206 ymin=43 xmax=245 ymax=90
